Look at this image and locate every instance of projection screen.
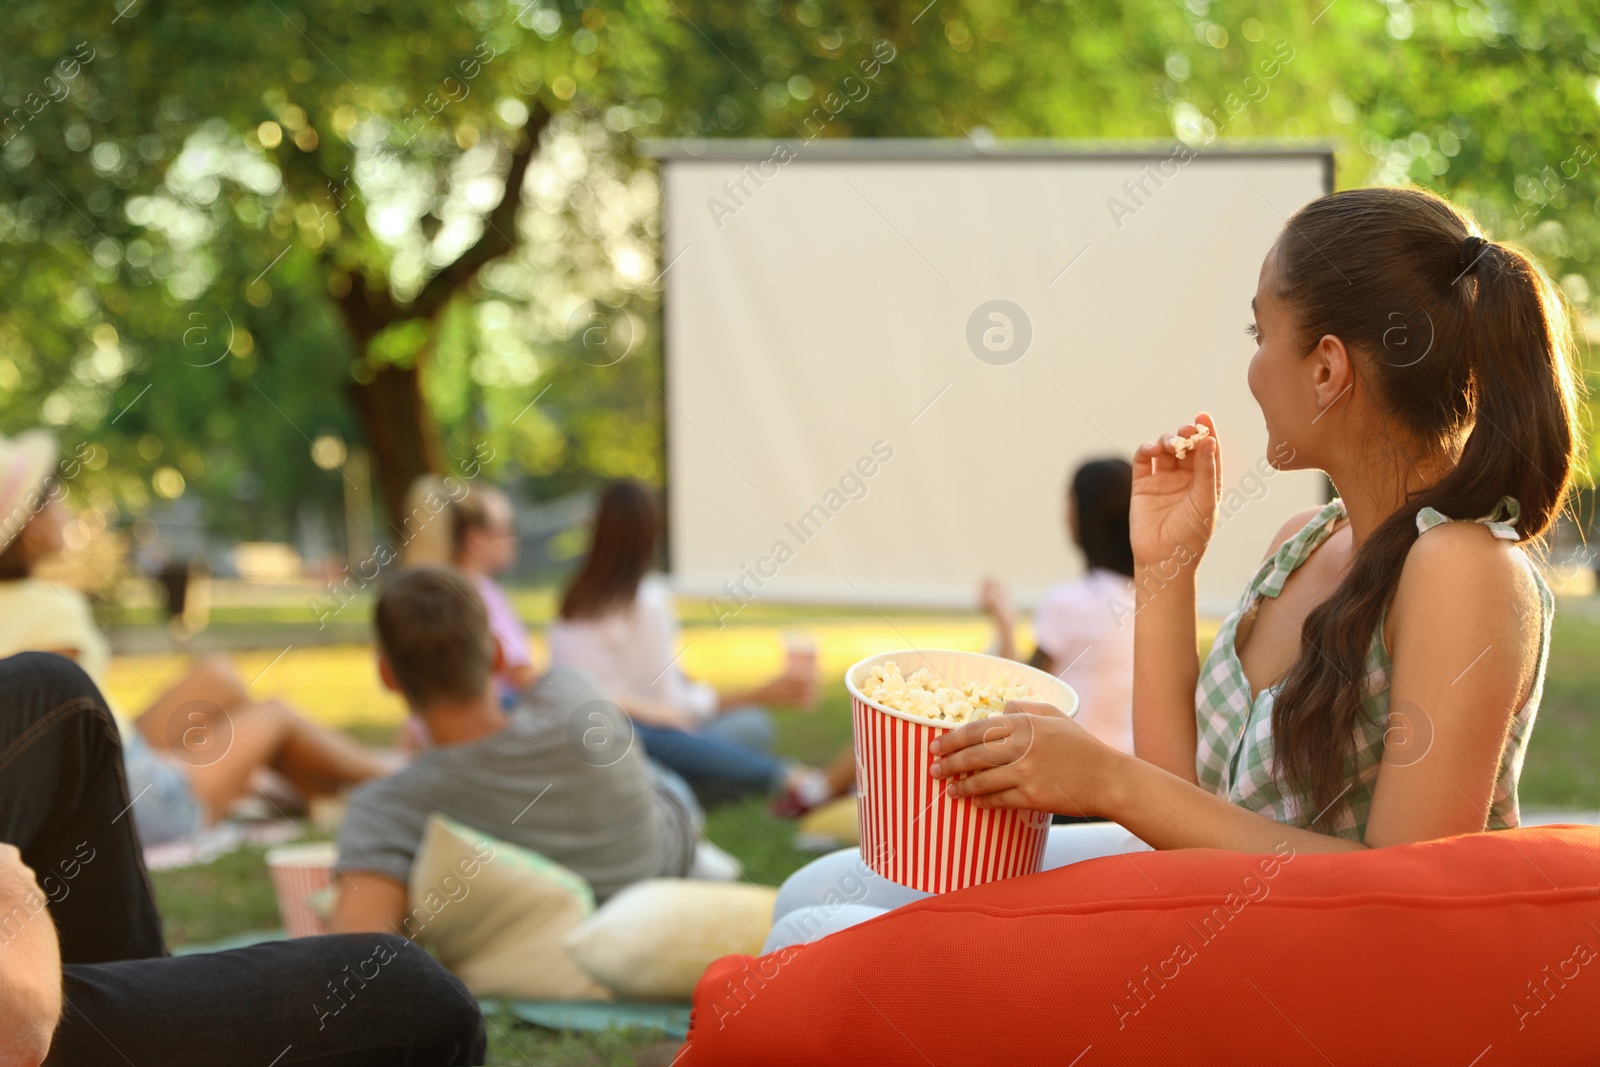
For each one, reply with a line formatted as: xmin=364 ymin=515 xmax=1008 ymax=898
xmin=645 ymin=140 xmax=1334 ymax=616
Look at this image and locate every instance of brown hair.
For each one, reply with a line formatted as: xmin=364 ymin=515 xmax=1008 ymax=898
xmin=374 ymin=567 xmax=494 ymax=705
xmin=0 ymin=479 xmax=59 ymax=580
xmin=1071 ymin=458 xmax=1134 ymax=578
xmin=1270 ymin=187 xmax=1581 ymax=827
xmin=558 ymin=480 xmax=660 ymax=621
xmin=0 ymin=534 xmax=32 ymax=580
xmin=449 ymin=483 xmax=504 ymax=559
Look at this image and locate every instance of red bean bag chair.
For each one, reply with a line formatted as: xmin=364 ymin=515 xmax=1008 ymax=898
xmin=677 ymin=826 xmax=1600 ymax=1065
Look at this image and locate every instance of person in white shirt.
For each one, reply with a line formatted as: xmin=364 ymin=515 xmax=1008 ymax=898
xmin=548 ymin=480 xmax=826 ymax=806
xmin=980 ymin=458 xmax=1137 ymax=756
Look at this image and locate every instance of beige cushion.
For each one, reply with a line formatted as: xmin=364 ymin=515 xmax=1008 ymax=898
xmin=406 ymin=814 xmax=611 ymax=1000
xmin=564 ymin=879 xmax=778 ymax=1000
xmin=797 ymin=794 xmax=860 ymax=847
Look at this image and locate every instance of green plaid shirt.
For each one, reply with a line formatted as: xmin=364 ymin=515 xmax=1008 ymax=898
xmin=1194 ymin=496 xmax=1551 ymax=841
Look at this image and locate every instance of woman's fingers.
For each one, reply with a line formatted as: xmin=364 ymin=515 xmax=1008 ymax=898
xmin=930 ymin=712 xmax=1047 ymax=778
xmin=1191 ymin=411 xmax=1222 ymax=497
xmin=1139 ymin=432 xmax=1192 ymax=458
xmin=1134 ymin=440 xmax=1176 ymax=475
xmin=930 ymin=714 xmax=1016 ymax=757
xmin=1137 ymin=418 xmax=1218 ymax=475
xmin=929 ymin=735 xmax=1010 ymax=778
xmin=1006 ymin=699 xmax=1066 ymax=719
xmin=972 ymin=787 xmax=1039 ymax=810
xmin=943 ymin=765 xmax=1017 ymax=799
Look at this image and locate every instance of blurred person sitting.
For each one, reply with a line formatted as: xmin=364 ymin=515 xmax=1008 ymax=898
xmin=449 ymin=482 xmax=540 ymax=695
xmin=547 ymin=480 xmax=827 ymax=807
xmin=0 ymin=651 xmax=484 ymax=1066
xmin=0 ymin=430 xmax=388 ymax=846
xmin=332 ymin=566 xmax=700 ymax=933
xmin=394 ymin=477 xmax=536 ymax=754
xmin=980 ymin=457 xmax=1137 ymax=755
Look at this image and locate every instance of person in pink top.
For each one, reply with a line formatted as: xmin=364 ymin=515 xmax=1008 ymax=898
xmin=980 ymin=458 xmax=1137 ymax=756
xmin=448 ymin=484 xmax=540 ymax=696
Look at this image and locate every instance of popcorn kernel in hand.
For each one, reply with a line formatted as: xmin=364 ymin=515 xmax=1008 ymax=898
xmin=1171 ymin=424 xmax=1211 ymax=460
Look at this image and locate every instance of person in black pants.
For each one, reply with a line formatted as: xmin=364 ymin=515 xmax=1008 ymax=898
xmin=0 ymin=651 xmax=486 ymax=1067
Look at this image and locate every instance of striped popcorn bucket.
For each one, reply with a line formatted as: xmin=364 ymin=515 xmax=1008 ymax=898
xmin=266 ymin=842 xmax=338 ymax=938
xmin=847 ymin=650 xmax=1078 ymax=894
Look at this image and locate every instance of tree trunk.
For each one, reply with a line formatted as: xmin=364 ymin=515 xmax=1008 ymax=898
xmin=348 ymin=362 xmax=441 ymax=533
xmin=327 ymin=103 xmax=551 ymax=529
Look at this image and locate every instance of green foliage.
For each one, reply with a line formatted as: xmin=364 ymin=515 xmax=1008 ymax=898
xmin=3 ymin=0 xmax=1599 ymax=539
xmin=1522 ymin=612 xmax=1600 ymax=807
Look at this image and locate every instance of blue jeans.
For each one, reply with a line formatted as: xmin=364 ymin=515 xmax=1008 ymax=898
xmin=0 ymin=653 xmax=485 ymax=1066
xmin=634 ymin=706 xmax=786 ymax=805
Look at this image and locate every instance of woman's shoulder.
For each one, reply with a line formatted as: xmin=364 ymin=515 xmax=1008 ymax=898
xmin=554 ymin=576 xmax=670 ymax=643
xmin=1402 ymin=517 xmax=1535 ymax=592
xmin=1260 ymin=503 xmax=1339 ymax=562
xmin=635 ymin=573 xmax=675 ymax=611
xmin=1392 ymin=518 xmax=1541 ymax=640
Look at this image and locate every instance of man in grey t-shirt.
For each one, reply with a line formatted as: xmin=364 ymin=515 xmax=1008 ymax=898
xmin=332 ymin=568 xmax=697 ymax=933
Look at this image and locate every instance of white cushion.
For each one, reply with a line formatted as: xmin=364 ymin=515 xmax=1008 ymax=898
xmin=564 ymin=879 xmax=778 ymax=999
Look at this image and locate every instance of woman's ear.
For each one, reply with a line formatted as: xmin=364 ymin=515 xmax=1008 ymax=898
xmin=1308 ymin=333 xmax=1355 ymax=416
xmin=377 ymin=655 xmax=400 ymax=693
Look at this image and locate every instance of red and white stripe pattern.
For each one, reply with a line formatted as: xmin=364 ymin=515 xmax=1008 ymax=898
xmin=853 ymin=693 xmax=1051 ymax=893
xmin=266 ymin=845 xmax=335 ymax=938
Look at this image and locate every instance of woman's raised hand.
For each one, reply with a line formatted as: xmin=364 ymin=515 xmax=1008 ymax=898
xmin=1130 ymin=413 xmax=1221 ymax=571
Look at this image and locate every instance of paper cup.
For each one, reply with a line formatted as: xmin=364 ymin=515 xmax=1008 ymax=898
xmin=847 ymin=650 xmax=1078 ymax=894
xmin=783 ymin=633 xmax=819 ymax=709
xmin=266 ymin=842 xmax=338 ymax=938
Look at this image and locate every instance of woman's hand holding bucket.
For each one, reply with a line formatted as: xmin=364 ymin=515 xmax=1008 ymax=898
xmin=929 ymin=701 xmax=1119 ymax=818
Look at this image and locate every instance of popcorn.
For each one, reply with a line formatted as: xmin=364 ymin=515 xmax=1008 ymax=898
xmin=1170 ymin=424 xmax=1211 ymax=459
xmin=859 ymin=661 xmax=1032 ymax=725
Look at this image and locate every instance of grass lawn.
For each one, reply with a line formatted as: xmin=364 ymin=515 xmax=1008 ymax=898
xmin=142 ymin=607 xmax=1600 ymax=1064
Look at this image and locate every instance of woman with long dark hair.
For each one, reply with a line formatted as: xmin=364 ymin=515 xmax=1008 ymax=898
xmin=549 ymin=480 xmax=826 ymax=806
xmin=981 ymin=457 xmax=1137 ymax=754
xmin=767 ymin=186 xmax=1580 ymax=947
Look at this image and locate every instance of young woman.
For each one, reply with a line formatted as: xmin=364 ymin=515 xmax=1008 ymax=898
xmin=767 ymin=186 xmax=1578 ymax=947
xmin=980 ymin=457 xmax=1137 ymax=754
xmin=547 ymin=480 xmax=825 ymax=805
xmin=0 ymin=433 xmax=388 ymax=844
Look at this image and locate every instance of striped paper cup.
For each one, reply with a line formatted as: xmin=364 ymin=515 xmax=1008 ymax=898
xmin=266 ymin=842 xmax=338 ymax=938
xmin=847 ymin=650 xmax=1078 ymax=894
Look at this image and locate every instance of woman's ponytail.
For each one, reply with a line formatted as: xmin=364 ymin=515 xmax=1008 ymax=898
xmin=1448 ymin=238 xmax=1580 ymax=541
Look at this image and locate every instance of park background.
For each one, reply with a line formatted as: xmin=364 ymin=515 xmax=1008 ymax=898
xmin=8 ymin=1 xmax=1600 ymax=1063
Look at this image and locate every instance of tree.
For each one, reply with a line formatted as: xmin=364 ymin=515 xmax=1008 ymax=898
xmin=329 ymin=101 xmax=551 ymax=516
xmin=3 ymin=0 xmax=1597 ymax=543
xmin=3 ymin=1 xmax=585 ymax=530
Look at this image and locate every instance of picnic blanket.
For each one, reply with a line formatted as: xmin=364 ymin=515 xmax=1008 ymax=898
xmin=144 ymin=820 xmax=301 ymax=871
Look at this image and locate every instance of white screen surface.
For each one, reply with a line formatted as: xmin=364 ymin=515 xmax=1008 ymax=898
xmin=654 ymin=143 xmax=1331 ymax=616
